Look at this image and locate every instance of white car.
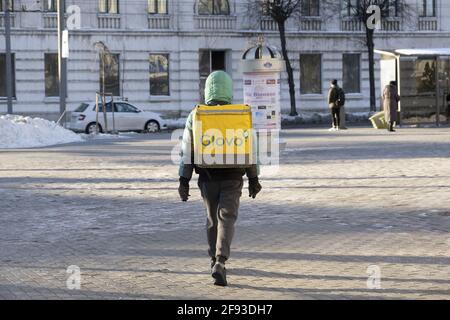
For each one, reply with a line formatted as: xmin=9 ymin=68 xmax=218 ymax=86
xmin=67 ymin=101 xmax=168 ymax=134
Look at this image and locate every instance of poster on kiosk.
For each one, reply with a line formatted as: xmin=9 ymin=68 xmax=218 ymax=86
xmin=241 ymin=44 xmax=285 ymax=171
xmin=243 ymin=73 xmax=281 ymax=131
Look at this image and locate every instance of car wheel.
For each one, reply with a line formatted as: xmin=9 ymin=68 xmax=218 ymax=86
xmin=145 ymin=120 xmax=160 ymax=133
xmin=86 ymin=122 xmax=102 ymax=134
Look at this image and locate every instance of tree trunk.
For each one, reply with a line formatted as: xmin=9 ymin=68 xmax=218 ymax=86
xmin=278 ymin=21 xmax=298 ymax=116
xmin=365 ymin=28 xmax=376 ymax=112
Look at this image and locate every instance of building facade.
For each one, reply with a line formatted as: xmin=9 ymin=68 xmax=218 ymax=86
xmin=0 ymin=0 xmax=449 ymax=119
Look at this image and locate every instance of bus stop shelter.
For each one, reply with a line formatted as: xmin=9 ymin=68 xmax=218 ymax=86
xmin=375 ymin=48 xmax=450 ymax=126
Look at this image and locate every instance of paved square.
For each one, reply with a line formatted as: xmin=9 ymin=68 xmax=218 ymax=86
xmin=0 ymin=127 xmax=449 ymax=299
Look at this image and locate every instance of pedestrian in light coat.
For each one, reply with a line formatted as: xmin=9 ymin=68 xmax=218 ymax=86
xmin=383 ymin=81 xmax=400 ymax=132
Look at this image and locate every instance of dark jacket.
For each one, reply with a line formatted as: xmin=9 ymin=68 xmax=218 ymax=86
xmin=179 ymin=71 xmax=258 ymax=182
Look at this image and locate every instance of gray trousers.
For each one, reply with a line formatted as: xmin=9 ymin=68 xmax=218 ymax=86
xmin=198 ymin=179 xmax=243 ymax=261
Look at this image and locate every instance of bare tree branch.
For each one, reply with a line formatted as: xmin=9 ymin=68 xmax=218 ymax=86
xmin=246 ymin=0 xmax=308 ymax=115
xmin=341 ymin=0 xmax=415 ymax=112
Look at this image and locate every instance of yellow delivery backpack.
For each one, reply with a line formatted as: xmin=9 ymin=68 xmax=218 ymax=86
xmin=192 ymin=104 xmax=254 ymax=168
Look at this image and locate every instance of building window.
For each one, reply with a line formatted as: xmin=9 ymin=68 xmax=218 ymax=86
xmin=99 ymin=0 xmax=119 ymax=14
xmin=45 ymin=53 xmax=59 ymax=97
xmin=385 ymin=0 xmax=399 ymax=17
xmin=199 ymin=50 xmax=227 ymax=102
xmin=341 ymin=0 xmax=359 ymax=17
xmin=148 ymin=0 xmax=168 ymax=14
xmin=343 ymin=53 xmax=361 ymax=93
xmin=43 ymin=0 xmax=57 ymax=12
xmin=99 ymin=53 xmax=120 ymax=96
xmin=149 ymin=54 xmax=170 ymax=96
xmin=198 ymin=0 xmax=230 ymax=15
xmin=0 ymin=53 xmax=16 ymax=98
xmin=416 ymin=59 xmax=436 ymax=94
xmin=420 ymin=0 xmax=436 ymax=17
xmin=300 ymin=54 xmax=322 ymax=94
xmin=302 ymin=0 xmax=319 ymax=17
xmin=0 ymin=0 xmax=14 ymax=11
xmin=261 ymin=0 xmax=270 ymax=16
xmin=342 ymin=0 xmax=399 ymax=17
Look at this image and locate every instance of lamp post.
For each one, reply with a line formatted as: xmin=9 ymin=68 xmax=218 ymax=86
xmin=4 ymin=0 xmax=13 ymax=114
xmin=94 ymin=41 xmax=112 ymax=133
xmin=57 ymin=0 xmax=67 ymax=119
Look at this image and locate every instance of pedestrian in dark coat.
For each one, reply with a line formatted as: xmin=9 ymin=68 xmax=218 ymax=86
xmin=383 ymin=81 xmax=400 ymax=132
xmin=328 ymin=79 xmax=341 ymax=131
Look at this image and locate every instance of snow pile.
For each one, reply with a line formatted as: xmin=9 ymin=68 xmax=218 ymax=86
xmin=0 ymin=115 xmax=83 ymax=149
xmin=282 ymin=111 xmax=371 ymax=125
xmin=282 ymin=112 xmax=330 ymax=122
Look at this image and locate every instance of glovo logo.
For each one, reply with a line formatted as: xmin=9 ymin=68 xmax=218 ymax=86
xmin=202 ymin=130 xmax=250 ymax=148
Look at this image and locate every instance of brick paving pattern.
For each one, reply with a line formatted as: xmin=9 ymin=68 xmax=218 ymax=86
xmin=0 ymin=127 xmax=449 ymax=299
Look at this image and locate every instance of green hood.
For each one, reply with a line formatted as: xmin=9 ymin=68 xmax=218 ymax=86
xmin=204 ymin=71 xmax=233 ymax=105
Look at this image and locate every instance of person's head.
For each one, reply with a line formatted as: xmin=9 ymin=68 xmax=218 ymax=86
xmin=331 ymin=79 xmax=338 ymax=87
xmin=390 ymin=81 xmax=397 ymax=87
xmin=204 ymin=71 xmax=233 ymax=105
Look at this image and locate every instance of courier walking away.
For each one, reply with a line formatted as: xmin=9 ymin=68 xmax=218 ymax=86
xmin=178 ymin=71 xmax=262 ymax=286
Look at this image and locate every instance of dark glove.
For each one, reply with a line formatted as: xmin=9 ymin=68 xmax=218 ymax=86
xmin=248 ymin=177 xmax=262 ymax=199
xmin=178 ymin=177 xmax=190 ymax=202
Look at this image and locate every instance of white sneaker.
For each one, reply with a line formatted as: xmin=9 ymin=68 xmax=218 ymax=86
xmin=328 ymin=127 xmax=336 ymax=131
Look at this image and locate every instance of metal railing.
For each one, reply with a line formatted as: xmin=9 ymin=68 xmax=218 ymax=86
xmin=1 ymin=11 xmax=441 ymax=34
xmin=341 ymin=18 xmax=362 ymax=31
xmin=194 ymin=15 xmax=236 ymax=30
xmin=43 ymin=12 xmax=58 ymax=29
xmin=418 ymin=17 xmax=438 ymax=31
xmin=299 ymin=16 xmax=322 ymax=31
xmin=98 ymin=13 xmax=121 ymax=29
xmin=148 ymin=14 xmax=171 ymax=29
xmin=260 ymin=17 xmax=278 ymax=31
xmin=381 ymin=18 xmax=401 ymax=31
